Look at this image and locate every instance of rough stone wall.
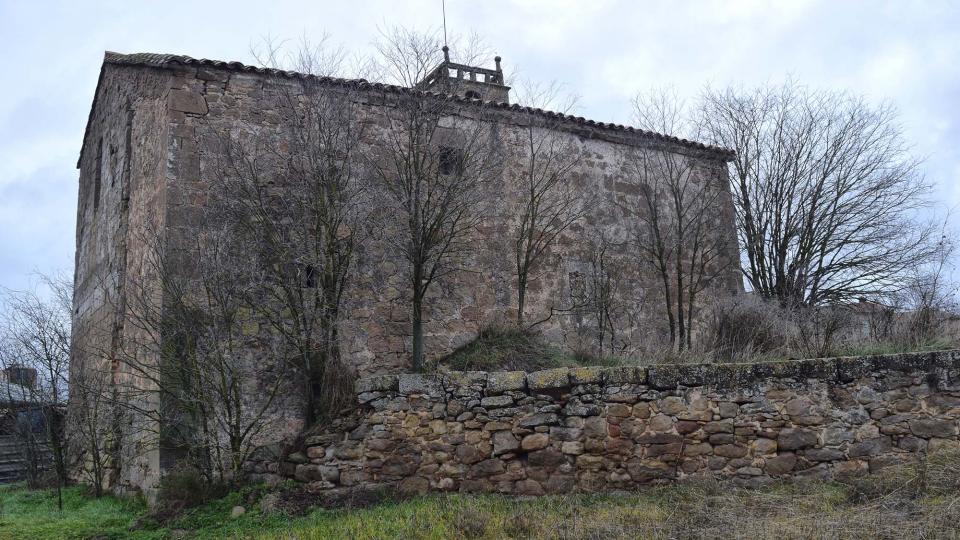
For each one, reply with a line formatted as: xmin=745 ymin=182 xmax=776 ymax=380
xmin=154 ymin=60 xmax=740 ymax=378
xmin=277 ymin=351 xmax=960 ymax=495
xmin=72 ymin=62 xmax=173 ymax=493
xmin=75 ymin=55 xmax=741 ymax=493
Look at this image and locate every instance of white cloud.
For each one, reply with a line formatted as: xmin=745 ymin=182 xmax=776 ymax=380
xmin=0 ymin=0 xmax=958 ymax=290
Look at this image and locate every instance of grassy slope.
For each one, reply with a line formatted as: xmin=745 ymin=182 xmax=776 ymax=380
xmin=438 ymin=325 xmax=960 ymax=373
xmin=3 ymin=451 xmax=960 ymax=539
xmin=438 ymin=326 xmax=626 ymax=372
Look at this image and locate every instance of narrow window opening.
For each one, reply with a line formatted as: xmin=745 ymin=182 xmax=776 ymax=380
xmin=464 ymin=90 xmax=481 ymax=100
xmin=93 ymin=138 xmax=103 ymax=212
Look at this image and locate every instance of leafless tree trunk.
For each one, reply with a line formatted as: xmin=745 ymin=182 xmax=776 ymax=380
xmin=370 ymin=91 xmax=499 ymax=371
xmin=625 ymin=91 xmax=732 ymax=351
xmin=568 ymin=233 xmax=625 ymax=358
xmin=67 ymin=353 xmax=112 ymax=497
xmin=0 ymin=274 xmax=71 ymax=509
xmin=898 ymin=232 xmax=958 ymax=346
xmin=693 ymin=81 xmax=939 ymax=306
xmin=201 ymin=40 xmax=373 ymax=423
xmin=512 ymin=124 xmax=587 ymax=327
xmin=101 ymin=228 xmax=290 ymax=485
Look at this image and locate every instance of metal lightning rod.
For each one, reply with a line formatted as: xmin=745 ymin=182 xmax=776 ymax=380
xmin=442 ymin=0 xmax=449 ymax=50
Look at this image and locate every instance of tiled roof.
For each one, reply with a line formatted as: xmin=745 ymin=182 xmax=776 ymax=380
xmin=79 ymin=51 xmax=734 ymax=167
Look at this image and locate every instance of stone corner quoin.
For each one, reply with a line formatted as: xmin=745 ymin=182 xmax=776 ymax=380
xmin=274 ymin=349 xmax=960 ymax=495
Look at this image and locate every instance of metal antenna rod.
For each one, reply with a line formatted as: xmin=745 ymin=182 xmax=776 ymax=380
xmin=442 ymin=0 xmax=449 ymax=50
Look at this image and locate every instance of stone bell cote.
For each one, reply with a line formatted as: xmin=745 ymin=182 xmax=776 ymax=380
xmin=414 ymin=46 xmax=510 ymax=104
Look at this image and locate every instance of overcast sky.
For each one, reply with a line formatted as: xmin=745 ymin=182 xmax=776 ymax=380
xmin=1 ymin=0 xmax=958 ymax=293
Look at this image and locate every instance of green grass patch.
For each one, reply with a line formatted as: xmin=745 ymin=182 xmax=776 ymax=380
xmin=0 ymin=484 xmax=154 ymax=540
xmin=0 ymin=457 xmax=960 ymax=540
xmin=4 ymin=451 xmax=960 ymax=539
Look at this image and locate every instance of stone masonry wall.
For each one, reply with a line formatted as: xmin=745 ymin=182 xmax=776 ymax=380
xmin=279 ymin=350 xmax=960 ymax=495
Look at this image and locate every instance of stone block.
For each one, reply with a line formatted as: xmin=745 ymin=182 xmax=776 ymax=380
xmin=764 ymin=453 xmax=797 ymax=475
xmin=480 ymin=395 xmax=514 ymax=408
xmin=521 ymin=433 xmax=550 ymax=451
xmin=515 ymin=479 xmax=545 ymax=495
xmin=169 ymin=89 xmax=208 ymax=114
xmin=398 ymin=374 xmax=443 ymax=396
xmin=714 ymin=444 xmax=748 ymax=458
xmin=356 ymin=375 xmax=399 ymax=394
xmin=600 ymin=366 xmax=647 ymax=384
xmin=777 ymin=428 xmax=818 ymax=450
xmin=487 ymin=371 xmax=526 ymax=394
xmin=518 ymin=412 xmax=560 ymax=428
xmin=909 ymin=418 xmax=958 ymax=438
xmin=647 ymin=363 xmax=710 ymax=389
xmin=569 ymin=366 xmax=604 ymax=384
xmin=561 ymin=441 xmax=584 ymax=455
xmin=527 ymin=368 xmax=570 ymax=391
xmin=492 ymin=431 xmax=520 ymax=456
xmin=528 ymin=448 xmax=566 ymax=467
xmin=456 ymin=443 xmax=489 ymax=464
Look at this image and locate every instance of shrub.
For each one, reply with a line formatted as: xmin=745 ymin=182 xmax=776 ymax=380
xmin=153 ymin=464 xmax=228 ymax=521
xmin=440 ymin=324 xmax=575 ymax=372
xmin=707 ymin=296 xmax=790 ymax=361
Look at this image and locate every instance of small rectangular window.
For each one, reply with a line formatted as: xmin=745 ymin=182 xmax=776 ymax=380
xmin=438 ymin=146 xmax=464 ymax=176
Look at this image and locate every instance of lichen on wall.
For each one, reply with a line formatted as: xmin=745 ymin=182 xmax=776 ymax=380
xmin=277 ymin=350 xmax=960 ymax=495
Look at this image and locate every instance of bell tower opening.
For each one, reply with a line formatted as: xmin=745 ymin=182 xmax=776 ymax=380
xmin=414 ymin=46 xmax=511 ymax=104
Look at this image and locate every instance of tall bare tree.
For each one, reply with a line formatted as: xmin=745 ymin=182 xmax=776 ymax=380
xmin=101 ymin=228 xmax=291 ymax=485
xmin=510 ymin=82 xmax=588 ymax=328
xmin=372 ymin=27 xmax=495 ymax=87
xmin=512 ymin=125 xmax=587 ymax=327
xmin=693 ymin=81 xmax=938 ymax=306
xmin=0 ymin=275 xmax=71 ymax=509
xmin=207 ymin=41 xmax=371 ymax=421
xmin=67 ymin=352 xmax=112 ymax=497
xmin=628 ymin=90 xmax=733 ymax=351
xmin=370 ymin=89 xmax=499 ymax=371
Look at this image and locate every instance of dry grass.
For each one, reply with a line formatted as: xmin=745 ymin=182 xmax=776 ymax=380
xmin=5 ymin=451 xmax=960 ymax=539
xmin=263 ymin=450 xmax=960 ymax=540
xmin=438 ymin=324 xmax=626 ymax=372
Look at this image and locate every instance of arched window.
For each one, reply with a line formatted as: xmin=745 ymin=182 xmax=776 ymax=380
xmin=464 ymin=90 xmax=481 ymax=100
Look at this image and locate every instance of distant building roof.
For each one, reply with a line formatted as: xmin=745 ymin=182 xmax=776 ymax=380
xmin=0 ymin=381 xmax=33 ymax=406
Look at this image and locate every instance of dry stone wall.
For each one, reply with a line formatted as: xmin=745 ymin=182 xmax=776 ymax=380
xmin=281 ymin=350 xmax=960 ymax=495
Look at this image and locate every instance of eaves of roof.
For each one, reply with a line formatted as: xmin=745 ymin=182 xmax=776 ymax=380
xmin=78 ymin=51 xmax=736 ymax=168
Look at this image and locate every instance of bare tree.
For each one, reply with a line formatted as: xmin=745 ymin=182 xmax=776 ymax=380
xmin=626 ymin=90 xmax=733 ymax=351
xmin=207 ymin=41 xmax=372 ymax=422
xmin=372 ymin=27 xmax=494 ymax=88
xmin=0 ymin=275 xmax=71 ymax=509
xmin=694 ymin=81 xmax=939 ymax=306
xmin=572 ymin=233 xmax=621 ymax=358
xmin=101 ymin=228 xmax=291 ymax=485
xmin=67 ymin=353 xmax=112 ymax=497
xmin=899 ymin=232 xmax=958 ymax=345
xmin=512 ymin=124 xmax=588 ymax=327
xmin=368 ymin=42 xmax=501 ymax=370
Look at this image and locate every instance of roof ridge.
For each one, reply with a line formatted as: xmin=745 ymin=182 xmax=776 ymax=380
xmin=83 ymin=52 xmax=734 ymax=165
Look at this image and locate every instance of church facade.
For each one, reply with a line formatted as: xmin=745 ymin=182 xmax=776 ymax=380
xmin=73 ymin=50 xmax=740 ymax=493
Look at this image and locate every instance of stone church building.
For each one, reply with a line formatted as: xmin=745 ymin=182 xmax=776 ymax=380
xmin=73 ymin=49 xmax=739 ymax=493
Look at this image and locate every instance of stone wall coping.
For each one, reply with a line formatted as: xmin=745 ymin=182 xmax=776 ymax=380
xmin=355 ymin=350 xmax=960 ymax=398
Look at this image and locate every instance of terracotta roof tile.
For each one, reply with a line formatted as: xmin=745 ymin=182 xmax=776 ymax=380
xmin=79 ymin=51 xmax=735 ymax=168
